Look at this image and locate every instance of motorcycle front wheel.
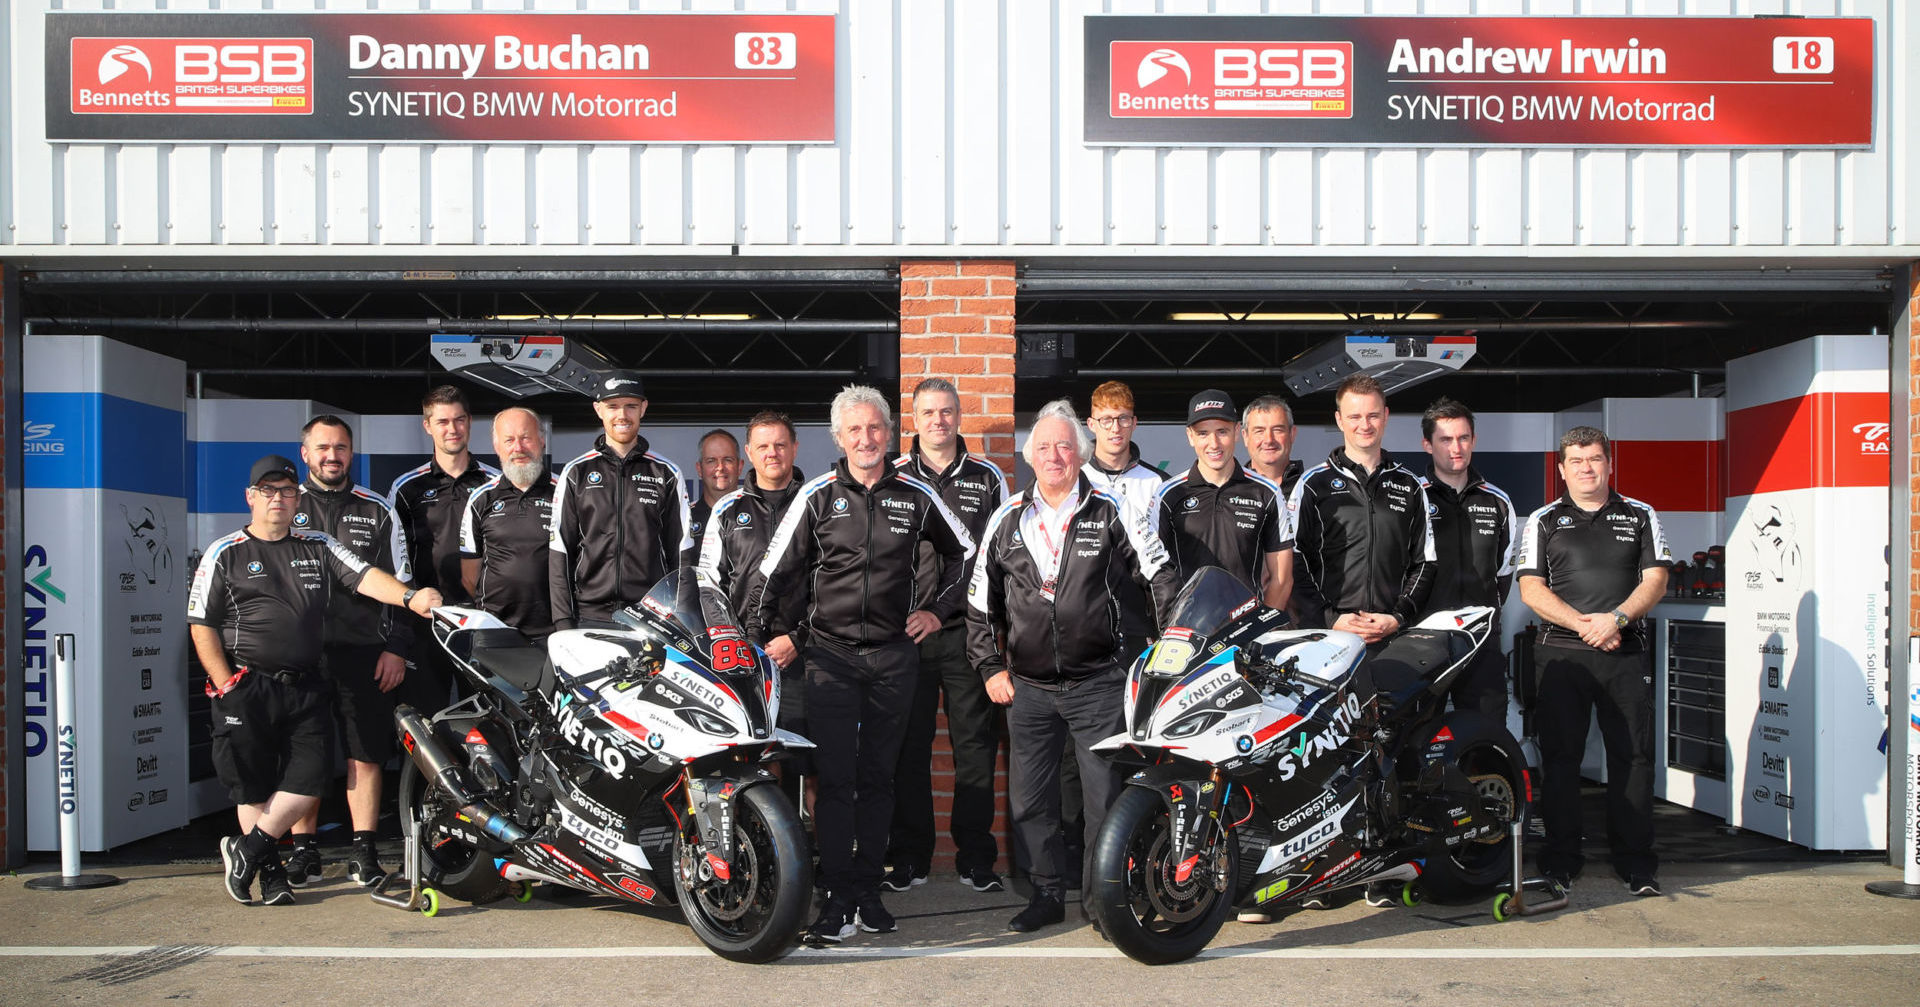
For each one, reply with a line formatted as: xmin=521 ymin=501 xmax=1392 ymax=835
xmin=396 ymin=759 xmax=510 ymax=905
xmin=672 ymin=783 xmax=813 ymax=963
xmin=1089 ymin=786 xmax=1237 ymax=965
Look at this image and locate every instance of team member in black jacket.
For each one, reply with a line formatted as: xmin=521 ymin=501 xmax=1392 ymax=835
xmin=460 ymin=407 xmax=558 ymax=641
xmin=748 ymin=385 xmax=974 ymax=946
xmin=1157 ymin=389 xmax=1295 ymax=610
xmin=549 ymin=370 xmax=692 ymax=631
xmin=696 ymin=411 xmax=810 ymax=807
xmin=969 ymin=400 xmax=1180 ymax=934
xmin=1242 ymin=394 xmax=1305 ymax=500
xmin=686 ymin=428 xmax=741 ymax=567
xmin=1517 ymin=426 xmax=1671 ymax=897
xmin=284 ymin=415 xmax=413 ymax=888
xmin=189 ymin=456 xmax=439 ymax=908
xmin=1288 ymin=375 xmax=1437 ymax=642
xmin=389 ymin=385 xmax=499 ymax=713
xmin=1418 ymin=397 xmax=1519 ymax=722
xmin=885 ymin=378 xmax=1010 ymax=894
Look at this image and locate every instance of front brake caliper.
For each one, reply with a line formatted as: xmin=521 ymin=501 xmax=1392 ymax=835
xmin=685 ymin=778 xmax=738 ymax=879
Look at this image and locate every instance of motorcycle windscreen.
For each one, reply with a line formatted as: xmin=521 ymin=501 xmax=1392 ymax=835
xmin=619 ymin=569 xmax=774 ymax=733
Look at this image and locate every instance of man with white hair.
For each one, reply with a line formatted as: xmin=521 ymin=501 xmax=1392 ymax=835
xmin=460 ymin=407 xmax=558 ymax=641
xmin=748 ymin=385 xmax=975 ymax=946
xmin=968 ymin=399 xmax=1181 ymax=934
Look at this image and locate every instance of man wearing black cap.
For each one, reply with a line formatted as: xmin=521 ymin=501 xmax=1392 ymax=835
xmin=1155 ymin=389 xmax=1294 ymax=610
xmin=188 ymin=456 xmax=441 ymax=907
xmin=549 ymin=370 xmax=692 ymax=631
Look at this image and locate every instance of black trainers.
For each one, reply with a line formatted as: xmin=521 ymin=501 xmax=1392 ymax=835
xmin=346 ymin=845 xmax=388 ymax=888
xmin=958 ymin=866 xmax=1004 ymax=893
xmin=802 ymin=896 xmax=857 ymax=946
xmin=258 ymin=860 xmax=297 ymax=906
xmin=879 ymin=865 xmax=926 ymax=891
xmin=220 ymin=836 xmax=259 ymax=905
xmin=1298 ymin=892 xmax=1334 ymax=910
xmin=855 ymin=891 xmax=897 ymax=934
xmin=1364 ymin=881 xmax=1398 ymax=908
xmin=1626 ymin=875 xmax=1661 ymax=897
xmin=283 ymin=845 xmax=323 ymax=888
xmin=1543 ymin=869 xmax=1574 ymax=894
xmin=1008 ymin=891 xmax=1065 ymax=933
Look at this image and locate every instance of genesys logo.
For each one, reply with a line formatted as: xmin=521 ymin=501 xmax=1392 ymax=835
xmin=70 ymin=36 xmax=314 ymax=116
xmin=1111 ymin=40 xmax=1353 ymax=120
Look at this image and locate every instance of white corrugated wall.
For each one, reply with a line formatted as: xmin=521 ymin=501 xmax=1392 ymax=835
xmin=2 ymin=0 xmax=1914 ymax=260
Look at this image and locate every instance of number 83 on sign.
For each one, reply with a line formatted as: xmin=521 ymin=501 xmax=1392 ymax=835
xmin=735 ymin=33 xmax=797 ymax=70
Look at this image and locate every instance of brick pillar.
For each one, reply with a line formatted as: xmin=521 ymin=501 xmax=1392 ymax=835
xmin=898 ymin=260 xmax=1017 ymax=873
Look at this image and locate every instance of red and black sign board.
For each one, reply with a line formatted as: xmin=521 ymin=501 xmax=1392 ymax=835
xmin=48 ymin=12 xmax=835 ymax=143
xmin=1086 ymin=16 xmax=1874 ymax=148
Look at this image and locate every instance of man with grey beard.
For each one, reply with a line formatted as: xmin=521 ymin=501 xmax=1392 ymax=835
xmin=461 ymin=408 xmax=559 ymax=641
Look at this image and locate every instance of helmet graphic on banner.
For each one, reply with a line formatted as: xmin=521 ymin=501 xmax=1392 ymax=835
xmin=1137 ymin=49 xmax=1190 ymax=89
xmin=98 ymin=45 xmax=151 ymax=84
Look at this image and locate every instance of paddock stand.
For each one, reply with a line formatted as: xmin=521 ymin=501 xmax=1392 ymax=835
xmin=370 ymin=815 xmax=439 ymax=916
xmin=1490 ymin=818 xmax=1569 ymax=921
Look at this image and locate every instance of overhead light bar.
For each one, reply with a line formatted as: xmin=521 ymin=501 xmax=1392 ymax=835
xmin=486 ymin=313 xmax=755 ymax=322
xmin=1281 ymin=333 xmax=1478 ymax=398
xmin=1167 ymin=311 xmax=1444 ymax=322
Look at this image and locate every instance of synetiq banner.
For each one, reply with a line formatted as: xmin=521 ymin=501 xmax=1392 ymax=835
xmin=22 ymin=336 xmax=190 ymax=851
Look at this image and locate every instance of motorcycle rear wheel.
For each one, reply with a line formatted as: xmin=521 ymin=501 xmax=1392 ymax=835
xmin=397 ymin=759 xmax=510 ymax=905
xmin=672 ymin=783 xmax=813 ymax=963
xmin=1419 ymin=716 xmax=1528 ymax=899
xmin=1090 ymin=787 xmax=1236 ymax=965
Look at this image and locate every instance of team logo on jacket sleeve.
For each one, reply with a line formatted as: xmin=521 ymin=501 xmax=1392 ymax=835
xmin=293 ymin=513 xmax=309 ymax=526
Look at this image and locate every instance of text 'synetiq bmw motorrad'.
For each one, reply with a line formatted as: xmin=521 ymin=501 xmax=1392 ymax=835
xmin=387 ymin=570 xmax=813 ymax=962
xmin=1088 ymin=567 xmax=1529 ymax=964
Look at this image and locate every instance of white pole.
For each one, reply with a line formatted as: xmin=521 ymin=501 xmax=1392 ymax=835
xmin=55 ymin=635 xmax=80 ymax=879
xmin=25 ymin=635 xmax=120 ymax=891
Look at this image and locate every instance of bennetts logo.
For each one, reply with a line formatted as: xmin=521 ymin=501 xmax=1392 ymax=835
xmin=98 ymin=45 xmax=152 ymax=84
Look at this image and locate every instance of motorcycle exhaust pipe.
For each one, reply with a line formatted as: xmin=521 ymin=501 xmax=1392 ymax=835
xmin=395 ymin=706 xmax=530 ymax=846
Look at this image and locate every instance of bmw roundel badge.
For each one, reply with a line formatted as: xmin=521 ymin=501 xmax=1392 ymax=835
xmin=1235 ymin=735 xmax=1254 ymax=753
xmin=247 ymin=561 xmax=263 ymax=574
xmin=737 ymin=512 xmax=751 ymax=525
xmin=293 ymin=513 xmax=309 ymax=526
xmin=833 ymin=498 xmax=848 ymax=513
xmin=492 ymin=500 xmax=505 ymax=512
xmin=1331 ymin=478 xmax=1346 ymax=490
xmin=588 ymin=472 xmax=603 ymax=485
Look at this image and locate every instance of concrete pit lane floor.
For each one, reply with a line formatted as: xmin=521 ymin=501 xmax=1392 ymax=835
xmin=3 ymin=791 xmax=1915 ymax=1004
xmin=3 ymin=856 xmax=1917 ymax=1006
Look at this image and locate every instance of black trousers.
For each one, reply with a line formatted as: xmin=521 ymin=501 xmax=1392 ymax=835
xmin=1534 ymin=643 xmax=1658 ymax=879
xmin=1447 ymin=642 xmax=1511 ymax=725
xmin=805 ymin=636 xmax=918 ymax=896
xmin=1007 ymin=667 xmax=1126 ymax=897
xmin=888 ymin=625 xmax=1002 ymax=874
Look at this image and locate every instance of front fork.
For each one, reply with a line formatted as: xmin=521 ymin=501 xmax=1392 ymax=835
xmin=679 ymin=764 xmax=777 ymax=885
xmin=1161 ymin=767 xmax=1233 ymax=893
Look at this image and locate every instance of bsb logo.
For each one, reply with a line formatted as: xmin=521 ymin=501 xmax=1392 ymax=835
xmin=1111 ymin=40 xmax=1353 ymax=120
xmin=70 ymin=36 xmax=315 ymax=116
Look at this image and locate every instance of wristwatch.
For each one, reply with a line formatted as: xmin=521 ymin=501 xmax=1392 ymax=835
xmin=403 ymin=588 xmax=420 ymax=609
xmin=1611 ymin=608 xmax=1630 ymax=628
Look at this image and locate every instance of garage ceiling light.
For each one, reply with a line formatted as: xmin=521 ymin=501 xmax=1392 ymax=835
xmin=1168 ymin=311 xmax=1445 ymax=322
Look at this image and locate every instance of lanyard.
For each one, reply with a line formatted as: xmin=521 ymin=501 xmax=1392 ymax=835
xmin=1033 ymin=498 xmax=1075 ymax=594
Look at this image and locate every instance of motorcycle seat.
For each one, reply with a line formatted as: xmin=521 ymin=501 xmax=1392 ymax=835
xmin=464 ymin=629 xmax=555 ymax=696
xmin=1363 ymin=629 xmax=1474 ymax=710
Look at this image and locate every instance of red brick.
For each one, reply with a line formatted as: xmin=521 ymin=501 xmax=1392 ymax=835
xmin=985 ymin=316 xmax=1015 ymax=335
xmin=973 ymin=375 xmax=1015 ymax=395
xmin=961 ymin=260 xmax=1016 ymax=278
xmin=901 ymin=261 xmax=958 ymax=279
xmin=928 ymin=277 xmax=990 ymax=298
xmin=901 ymin=297 xmax=960 ymax=316
xmin=902 ymin=334 xmax=955 ymax=354
xmin=957 ymin=296 xmax=1015 ymax=318
xmin=956 ymin=335 xmax=1013 ymax=355
xmin=984 ymin=355 xmax=1016 ymax=375
xmin=899 ymin=315 xmax=932 ymax=335
xmin=929 ymin=314 xmax=989 ymax=334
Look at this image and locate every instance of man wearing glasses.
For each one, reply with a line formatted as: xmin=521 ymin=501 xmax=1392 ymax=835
xmin=188 ymin=456 xmax=440 ymax=908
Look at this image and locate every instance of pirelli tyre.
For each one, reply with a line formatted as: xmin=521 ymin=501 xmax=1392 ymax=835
xmin=672 ymin=782 xmax=812 ymax=964
xmin=1090 ymin=786 xmax=1238 ymax=965
xmin=397 ymin=759 xmax=511 ymax=905
xmin=1416 ymin=713 xmax=1529 ymax=900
